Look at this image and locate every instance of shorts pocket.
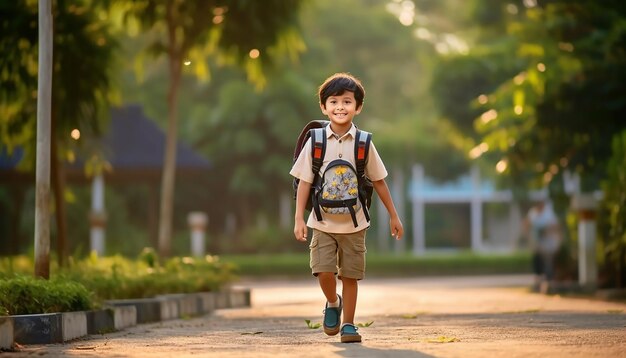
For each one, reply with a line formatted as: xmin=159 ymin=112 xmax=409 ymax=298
xmin=309 ymin=237 xmax=320 ymax=268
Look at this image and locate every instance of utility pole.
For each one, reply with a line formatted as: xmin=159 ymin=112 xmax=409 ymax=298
xmin=34 ymin=0 xmax=53 ymax=279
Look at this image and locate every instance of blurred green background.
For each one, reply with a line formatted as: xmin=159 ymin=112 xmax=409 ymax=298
xmin=1 ymin=0 xmax=625 ymax=287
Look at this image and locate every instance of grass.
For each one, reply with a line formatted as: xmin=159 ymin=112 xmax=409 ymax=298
xmin=222 ymin=251 xmax=532 ymax=278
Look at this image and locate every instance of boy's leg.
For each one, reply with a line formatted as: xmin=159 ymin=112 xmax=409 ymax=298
xmin=318 ymin=272 xmax=338 ymax=303
xmin=310 ymin=229 xmax=339 ymax=303
xmin=336 ymin=229 xmax=366 ymax=323
xmin=335 ymin=230 xmax=365 ymax=343
xmin=340 ymin=277 xmax=357 ymax=324
xmin=310 ymin=230 xmax=342 ymax=336
xmin=319 ymin=272 xmax=341 ymax=335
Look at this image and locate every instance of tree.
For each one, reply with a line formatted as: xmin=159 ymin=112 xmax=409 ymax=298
xmin=428 ymin=0 xmax=626 ymax=285
xmin=187 ymin=0 xmax=462 ymax=235
xmin=0 ymin=0 xmax=117 ymax=266
xmin=113 ymin=0 xmax=305 ymax=257
xmin=429 ymin=1 xmax=626 ymax=190
xmin=475 ymin=1 xmax=626 ymax=190
xmin=34 ymin=0 xmax=53 ymax=279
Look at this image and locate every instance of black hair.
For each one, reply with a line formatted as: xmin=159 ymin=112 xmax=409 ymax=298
xmin=318 ymin=73 xmax=365 ymax=109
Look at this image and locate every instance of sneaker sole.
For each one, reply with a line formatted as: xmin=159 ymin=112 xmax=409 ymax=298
xmin=341 ymin=335 xmax=362 ymax=343
xmin=324 ymin=325 xmax=340 ymax=336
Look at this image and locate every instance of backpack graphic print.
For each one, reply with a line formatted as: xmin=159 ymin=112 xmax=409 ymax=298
xmin=316 ymin=159 xmax=363 ymax=226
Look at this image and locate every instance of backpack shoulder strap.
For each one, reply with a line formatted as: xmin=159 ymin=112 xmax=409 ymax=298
xmin=354 ymin=129 xmax=372 ymax=177
xmin=293 ymin=120 xmax=328 ymax=163
xmin=310 ymin=127 xmax=327 ymax=176
xmin=310 ymin=127 xmax=327 ymax=222
xmin=354 ymin=128 xmax=372 ymax=223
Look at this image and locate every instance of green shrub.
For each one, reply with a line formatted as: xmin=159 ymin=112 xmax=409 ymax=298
xmin=0 ymin=255 xmax=34 ymax=279
xmin=0 ymin=276 xmax=92 ymax=315
xmin=58 ymin=252 xmax=238 ymax=300
xmin=0 ymin=250 xmax=239 ymax=314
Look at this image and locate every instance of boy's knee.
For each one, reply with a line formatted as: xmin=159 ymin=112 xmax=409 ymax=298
xmin=340 ymin=277 xmax=358 ymax=284
xmin=317 ymin=272 xmax=335 ymax=279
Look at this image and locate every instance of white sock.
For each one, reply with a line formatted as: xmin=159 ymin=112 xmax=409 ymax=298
xmin=327 ymin=295 xmax=340 ymax=307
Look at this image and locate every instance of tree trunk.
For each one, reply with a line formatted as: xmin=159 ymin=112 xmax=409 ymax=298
xmin=157 ymin=0 xmax=182 ymax=258
xmin=148 ymin=183 xmax=159 ymax=248
xmin=51 ymin=110 xmax=68 ymax=267
xmin=34 ymin=0 xmax=53 ymax=279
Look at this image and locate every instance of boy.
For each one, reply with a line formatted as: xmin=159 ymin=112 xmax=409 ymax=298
xmin=290 ymin=73 xmax=404 ymax=343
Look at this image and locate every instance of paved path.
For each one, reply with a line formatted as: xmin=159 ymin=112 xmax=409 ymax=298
xmin=8 ymin=275 xmax=626 ymax=357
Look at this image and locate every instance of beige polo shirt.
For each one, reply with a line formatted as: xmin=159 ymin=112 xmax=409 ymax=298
xmin=290 ymin=123 xmax=388 ymax=234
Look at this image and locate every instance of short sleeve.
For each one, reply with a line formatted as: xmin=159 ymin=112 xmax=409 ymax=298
xmin=365 ymin=141 xmax=387 ymax=182
xmin=289 ymin=138 xmax=315 ymax=183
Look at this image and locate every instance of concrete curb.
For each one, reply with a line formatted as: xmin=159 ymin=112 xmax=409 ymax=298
xmin=113 ymin=305 xmax=137 ymax=330
xmin=85 ymin=307 xmax=137 ymax=335
xmin=0 ymin=317 xmax=14 ymax=350
xmin=2 ymin=288 xmax=250 ymax=349
xmin=61 ymin=311 xmax=87 ymax=342
xmin=155 ymin=294 xmax=199 ymax=318
xmin=12 ymin=313 xmax=62 ymax=345
xmin=106 ymin=298 xmax=166 ymax=324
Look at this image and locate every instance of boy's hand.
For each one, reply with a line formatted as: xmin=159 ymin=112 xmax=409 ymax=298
xmin=294 ymin=219 xmax=308 ymax=242
xmin=390 ymin=216 xmax=404 ymax=240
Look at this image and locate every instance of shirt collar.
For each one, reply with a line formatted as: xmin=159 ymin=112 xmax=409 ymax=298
xmin=326 ymin=123 xmax=357 ymax=140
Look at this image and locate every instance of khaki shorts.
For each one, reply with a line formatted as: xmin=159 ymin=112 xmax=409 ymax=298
xmin=309 ymin=229 xmax=367 ymax=280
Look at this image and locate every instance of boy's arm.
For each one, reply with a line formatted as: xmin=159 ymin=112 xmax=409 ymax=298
xmin=293 ymin=180 xmax=311 ymax=242
xmin=372 ymin=179 xmax=404 ymax=240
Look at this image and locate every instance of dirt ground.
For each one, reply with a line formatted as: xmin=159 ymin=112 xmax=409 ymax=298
xmin=7 ymin=275 xmax=626 ymax=357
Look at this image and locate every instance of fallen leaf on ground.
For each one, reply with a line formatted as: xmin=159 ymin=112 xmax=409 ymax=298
xmin=74 ymin=346 xmax=97 ymax=350
xmin=241 ymin=331 xmax=263 ymax=335
xmin=305 ymin=319 xmax=321 ymax=329
xmin=504 ymin=308 xmax=541 ymax=314
xmin=424 ymin=336 xmax=460 ymax=343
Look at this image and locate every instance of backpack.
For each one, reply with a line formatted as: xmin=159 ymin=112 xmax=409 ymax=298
xmin=292 ymin=120 xmax=373 ymax=227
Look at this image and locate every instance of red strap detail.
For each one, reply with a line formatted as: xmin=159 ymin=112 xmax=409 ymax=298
xmin=357 ymin=146 xmax=365 ymax=160
xmin=314 ymin=147 xmax=323 ymax=159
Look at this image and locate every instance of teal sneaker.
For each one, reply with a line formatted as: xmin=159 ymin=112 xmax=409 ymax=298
xmin=340 ymin=323 xmax=361 ymax=343
xmin=322 ymin=294 xmax=342 ymax=336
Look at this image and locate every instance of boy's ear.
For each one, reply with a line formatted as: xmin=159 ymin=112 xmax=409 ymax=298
xmin=319 ymin=102 xmax=327 ymax=115
xmin=355 ymin=104 xmax=363 ymax=114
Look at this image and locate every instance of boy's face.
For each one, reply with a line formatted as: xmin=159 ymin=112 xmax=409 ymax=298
xmin=320 ymin=90 xmax=362 ymax=127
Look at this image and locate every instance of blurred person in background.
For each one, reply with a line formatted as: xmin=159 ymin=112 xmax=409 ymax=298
xmin=523 ymin=198 xmax=562 ymax=294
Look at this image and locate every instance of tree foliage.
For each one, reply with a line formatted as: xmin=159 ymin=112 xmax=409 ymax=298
xmin=1 ymin=0 xmax=117 ymax=265
xmin=494 ymin=3 xmax=623 ymax=188
xmin=429 ymin=0 xmax=626 ymax=286
xmin=1 ymin=0 xmax=117 ymax=165
xmin=0 ymin=0 xmax=39 ymax=158
xmin=106 ymin=0 xmax=305 ymax=256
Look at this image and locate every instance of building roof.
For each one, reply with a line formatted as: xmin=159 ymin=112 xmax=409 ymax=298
xmin=0 ymin=104 xmax=210 ymax=184
xmin=102 ymin=105 xmax=210 ymax=170
xmin=0 ymin=146 xmax=24 ymax=170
